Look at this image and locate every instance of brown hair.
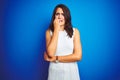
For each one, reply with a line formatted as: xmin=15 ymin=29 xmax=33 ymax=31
xmin=49 ymin=4 xmax=73 ymax=38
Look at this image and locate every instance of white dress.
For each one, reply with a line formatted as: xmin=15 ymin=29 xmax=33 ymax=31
xmin=48 ymin=28 xmax=80 ymax=80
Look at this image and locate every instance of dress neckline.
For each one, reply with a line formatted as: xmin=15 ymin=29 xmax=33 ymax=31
xmin=59 ymin=29 xmax=65 ymax=32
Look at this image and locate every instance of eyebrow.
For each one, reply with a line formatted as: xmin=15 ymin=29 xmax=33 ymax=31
xmin=55 ymin=12 xmax=64 ymax=15
xmin=56 ymin=12 xmax=64 ymax=13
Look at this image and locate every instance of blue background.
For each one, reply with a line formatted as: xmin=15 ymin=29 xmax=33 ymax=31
xmin=0 ymin=0 xmax=120 ymax=80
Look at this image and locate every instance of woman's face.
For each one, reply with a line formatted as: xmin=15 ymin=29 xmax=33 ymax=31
xmin=55 ymin=8 xmax=65 ymax=26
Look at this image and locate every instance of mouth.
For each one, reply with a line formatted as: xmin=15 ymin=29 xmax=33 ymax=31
xmin=59 ymin=20 xmax=63 ymax=22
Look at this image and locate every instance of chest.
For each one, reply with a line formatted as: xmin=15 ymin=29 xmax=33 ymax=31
xmin=57 ymin=31 xmax=74 ymax=50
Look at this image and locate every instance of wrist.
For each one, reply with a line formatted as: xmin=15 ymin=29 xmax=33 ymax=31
xmin=55 ymin=56 xmax=59 ymax=63
xmin=54 ymin=29 xmax=59 ymax=33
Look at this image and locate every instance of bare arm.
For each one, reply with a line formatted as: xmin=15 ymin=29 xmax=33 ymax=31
xmin=46 ymin=29 xmax=59 ymax=58
xmin=46 ymin=18 xmax=61 ymax=58
xmin=44 ymin=28 xmax=82 ymax=62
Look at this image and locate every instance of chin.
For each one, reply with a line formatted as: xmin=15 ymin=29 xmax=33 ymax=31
xmin=60 ymin=23 xmax=65 ymax=26
xmin=60 ymin=24 xmax=64 ymax=27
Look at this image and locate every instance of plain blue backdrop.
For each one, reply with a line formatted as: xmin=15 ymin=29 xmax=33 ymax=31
xmin=1 ymin=0 xmax=120 ymax=80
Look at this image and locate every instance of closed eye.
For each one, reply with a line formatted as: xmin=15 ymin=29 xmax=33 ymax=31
xmin=55 ymin=13 xmax=64 ymax=16
xmin=61 ymin=13 xmax=64 ymax=16
xmin=55 ymin=13 xmax=60 ymax=15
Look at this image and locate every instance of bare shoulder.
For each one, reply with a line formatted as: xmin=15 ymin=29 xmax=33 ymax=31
xmin=46 ymin=29 xmax=50 ymax=34
xmin=74 ymin=28 xmax=80 ymax=36
xmin=46 ymin=29 xmax=51 ymax=36
xmin=45 ymin=29 xmax=52 ymax=39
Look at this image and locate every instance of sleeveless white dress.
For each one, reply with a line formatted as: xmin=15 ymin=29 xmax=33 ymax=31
xmin=48 ymin=28 xmax=80 ymax=80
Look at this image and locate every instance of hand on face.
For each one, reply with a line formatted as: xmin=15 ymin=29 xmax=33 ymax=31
xmin=53 ymin=8 xmax=65 ymax=31
xmin=53 ymin=18 xmax=61 ymax=31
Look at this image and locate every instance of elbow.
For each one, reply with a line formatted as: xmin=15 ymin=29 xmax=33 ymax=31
xmin=77 ymin=55 xmax=82 ymax=61
xmin=46 ymin=49 xmax=55 ymax=58
xmin=75 ymin=53 xmax=82 ymax=61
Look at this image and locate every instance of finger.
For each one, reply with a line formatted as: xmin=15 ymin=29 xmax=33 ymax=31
xmin=44 ymin=53 xmax=47 ymax=58
xmin=44 ymin=51 xmax=48 ymax=60
xmin=46 ymin=58 xmax=50 ymax=61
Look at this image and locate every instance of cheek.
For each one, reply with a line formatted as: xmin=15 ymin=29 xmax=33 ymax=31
xmin=55 ymin=16 xmax=58 ymax=19
xmin=62 ymin=17 xmax=65 ymax=22
xmin=63 ymin=21 xmax=65 ymax=24
xmin=62 ymin=16 xmax=65 ymax=19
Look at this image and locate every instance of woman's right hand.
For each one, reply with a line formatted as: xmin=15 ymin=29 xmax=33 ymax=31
xmin=53 ymin=18 xmax=61 ymax=31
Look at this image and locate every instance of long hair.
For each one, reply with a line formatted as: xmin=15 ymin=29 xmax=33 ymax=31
xmin=49 ymin=4 xmax=73 ymax=38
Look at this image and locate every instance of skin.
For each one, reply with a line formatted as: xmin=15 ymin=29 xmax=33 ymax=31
xmin=44 ymin=8 xmax=82 ymax=63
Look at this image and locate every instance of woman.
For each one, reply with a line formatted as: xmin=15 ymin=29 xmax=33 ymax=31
xmin=44 ymin=4 xmax=82 ymax=80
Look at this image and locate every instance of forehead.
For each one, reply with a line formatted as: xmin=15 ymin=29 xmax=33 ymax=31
xmin=56 ymin=8 xmax=64 ymax=13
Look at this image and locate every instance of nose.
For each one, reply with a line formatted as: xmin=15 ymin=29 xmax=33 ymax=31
xmin=58 ymin=14 xmax=62 ymax=19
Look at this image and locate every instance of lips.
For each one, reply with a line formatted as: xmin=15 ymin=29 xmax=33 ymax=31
xmin=59 ymin=20 xmax=63 ymax=22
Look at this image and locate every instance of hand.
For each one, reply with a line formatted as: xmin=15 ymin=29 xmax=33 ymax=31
xmin=53 ymin=18 xmax=61 ymax=31
xmin=44 ymin=51 xmax=49 ymax=61
xmin=44 ymin=51 xmax=56 ymax=62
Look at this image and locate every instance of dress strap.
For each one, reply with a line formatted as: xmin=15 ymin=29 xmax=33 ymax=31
xmin=50 ymin=30 xmax=53 ymax=36
xmin=73 ymin=28 xmax=76 ymax=38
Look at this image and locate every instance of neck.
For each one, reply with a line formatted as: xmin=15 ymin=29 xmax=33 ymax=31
xmin=60 ymin=25 xmax=64 ymax=31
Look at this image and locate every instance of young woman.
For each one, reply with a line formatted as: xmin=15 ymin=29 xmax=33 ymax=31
xmin=44 ymin=4 xmax=82 ymax=80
